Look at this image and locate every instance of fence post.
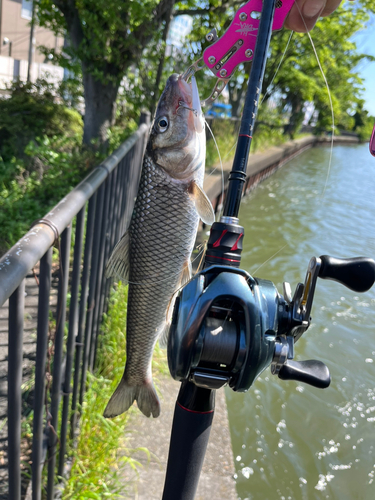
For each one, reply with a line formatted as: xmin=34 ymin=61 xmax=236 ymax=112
xmin=0 ymin=122 xmax=150 ymax=498
xmin=139 ymin=110 xmax=151 ymax=126
xmin=32 ymin=248 xmax=52 ymax=500
xmin=47 ymin=226 xmax=72 ymax=499
xmin=8 ymin=280 xmax=25 ymax=500
xmin=59 ymin=207 xmax=85 ymax=475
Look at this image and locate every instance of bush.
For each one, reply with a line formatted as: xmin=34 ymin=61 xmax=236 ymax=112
xmin=0 ymin=79 xmax=83 ymax=163
xmin=0 ymin=135 xmax=99 ymax=255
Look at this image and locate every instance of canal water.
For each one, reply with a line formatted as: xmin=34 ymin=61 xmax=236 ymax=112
xmin=225 ymin=144 xmax=375 ymax=500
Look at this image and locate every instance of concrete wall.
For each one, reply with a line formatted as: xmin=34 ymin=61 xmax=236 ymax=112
xmin=203 ymin=135 xmax=361 ymax=211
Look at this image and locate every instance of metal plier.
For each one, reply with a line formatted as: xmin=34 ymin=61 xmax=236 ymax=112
xmin=182 ymin=0 xmax=295 ymax=107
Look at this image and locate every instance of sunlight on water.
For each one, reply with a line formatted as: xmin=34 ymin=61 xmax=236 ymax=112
xmin=225 ymin=144 xmax=375 ymax=500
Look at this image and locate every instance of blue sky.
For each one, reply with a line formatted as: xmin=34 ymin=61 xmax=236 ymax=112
xmin=353 ymin=14 xmax=375 ymax=116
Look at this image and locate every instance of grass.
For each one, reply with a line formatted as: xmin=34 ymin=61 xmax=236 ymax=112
xmin=61 ymin=281 xmax=168 ymax=499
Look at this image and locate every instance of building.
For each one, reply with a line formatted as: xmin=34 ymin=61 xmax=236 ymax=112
xmin=166 ymin=15 xmax=193 ymax=57
xmin=0 ymin=0 xmax=64 ymax=88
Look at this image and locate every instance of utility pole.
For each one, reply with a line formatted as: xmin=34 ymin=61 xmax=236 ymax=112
xmin=27 ymin=1 xmax=35 ymax=82
xmin=0 ymin=0 xmax=3 ymax=56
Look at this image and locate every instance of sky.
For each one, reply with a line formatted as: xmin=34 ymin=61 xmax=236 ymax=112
xmin=353 ymin=14 xmax=375 ymax=116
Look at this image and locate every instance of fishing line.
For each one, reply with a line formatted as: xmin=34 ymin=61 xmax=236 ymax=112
xmin=208 ymin=30 xmax=294 ymax=174
xmin=195 ymin=240 xmax=208 ymax=273
xmin=294 ymin=0 xmax=335 ymax=200
xmin=251 ymin=3 xmax=336 ymax=276
xmin=260 ymin=30 xmax=294 ymax=107
xmin=250 ymin=244 xmax=288 ymax=275
xmin=204 ymin=117 xmax=225 ymax=219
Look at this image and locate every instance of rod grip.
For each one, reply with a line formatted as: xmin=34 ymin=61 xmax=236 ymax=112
xmin=162 ymin=403 xmax=214 ymax=500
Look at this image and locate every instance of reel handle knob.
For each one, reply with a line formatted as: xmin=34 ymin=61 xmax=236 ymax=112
xmin=278 ymin=360 xmax=331 ymax=389
xmin=319 ymin=255 xmax=375 ymax=293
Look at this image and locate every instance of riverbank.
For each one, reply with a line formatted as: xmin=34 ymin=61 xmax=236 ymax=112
xmin=203 ymin=135 xmax=360 ymax=208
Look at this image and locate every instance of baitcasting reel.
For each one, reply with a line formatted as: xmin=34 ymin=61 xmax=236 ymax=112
xmin=168 ymin=255 xmax=375 ymax=392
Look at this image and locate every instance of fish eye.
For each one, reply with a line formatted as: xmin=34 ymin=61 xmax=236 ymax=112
xmin=157 ymin=116 xmax=169 ymax=133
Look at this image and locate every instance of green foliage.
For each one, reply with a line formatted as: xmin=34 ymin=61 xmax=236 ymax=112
xmin=205 ymin=118 xmax=239 ymax=169
xmin=35 ymin=0 xmax=182 ymax=145
xmin=29 ymin=1 xmax=375 ymax=146
xmin=62 ymin=282 xmax=135 ymax=499
xmin=0 ymin=135 xmax=97 ymax=255
xmin=184 ymin=1 xmax=374 ymax=138
xmin=0 ymin=75 xmax=138 ymax=256
xmin=0 ymin=79 xmax=83 ymax=162
xmin=205 ymin=106 xmax=287 ymax=170
xmin=264 ymin=4 xmax=374 ymax=135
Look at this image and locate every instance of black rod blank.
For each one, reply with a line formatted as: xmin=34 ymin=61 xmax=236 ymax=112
xmin=223 ymin=0 xmax=277 ymax=218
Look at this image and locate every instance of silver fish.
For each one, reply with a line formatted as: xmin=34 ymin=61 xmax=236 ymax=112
xmin=103 ymin=74 xmax=214 ymax=418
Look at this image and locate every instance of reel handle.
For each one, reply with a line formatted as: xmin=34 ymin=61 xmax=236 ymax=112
xmin=278 ymin=360 xmax=331 ymax=389
xmin=319 ymin=255 xmax=375 ymax=293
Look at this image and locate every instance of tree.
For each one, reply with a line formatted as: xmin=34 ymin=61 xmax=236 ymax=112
xmin=35 ymin=0 xmax=375 ymax=148
xmin=179 ymin=1 xmax=375 ymax=136
xmin=36 ymin=0 xmax=177 ymax=148
xmin=265 ymin=4 xmax=374 ymax=137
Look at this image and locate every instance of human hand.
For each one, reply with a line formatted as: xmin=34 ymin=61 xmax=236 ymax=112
xmin=285 ymin=0 xmax=354 ymax=33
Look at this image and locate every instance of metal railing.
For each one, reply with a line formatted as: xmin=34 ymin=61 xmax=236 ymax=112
xmin=0 ymin=112 xmax=150 ymax=500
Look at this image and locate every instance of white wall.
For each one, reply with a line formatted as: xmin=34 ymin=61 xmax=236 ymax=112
xmin=0 ymin=55 xmax=64 ymax=90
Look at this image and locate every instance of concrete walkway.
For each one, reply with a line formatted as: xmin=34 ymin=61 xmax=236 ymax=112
xmin=119 ymin=375 xmax=237 ymax=500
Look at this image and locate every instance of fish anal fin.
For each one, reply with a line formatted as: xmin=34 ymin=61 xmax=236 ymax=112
xmin=105 ymin=231 xmax=130 ymax=283
xmin=189 ymin=181 xmax=215 ymax=225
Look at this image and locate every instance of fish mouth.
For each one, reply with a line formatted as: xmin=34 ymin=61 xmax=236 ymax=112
xmin=176 ymin=75 xmax=192 ymax=106
xmin=175 ymin=74 xmax=203 ymax=133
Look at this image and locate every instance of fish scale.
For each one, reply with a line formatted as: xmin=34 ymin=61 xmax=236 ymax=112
xmin=125 ymin=156 xmax=200 ymax=386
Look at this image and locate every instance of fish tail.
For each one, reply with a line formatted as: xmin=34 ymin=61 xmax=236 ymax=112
xmin=103 ymin=377 xmax=160 ymax=419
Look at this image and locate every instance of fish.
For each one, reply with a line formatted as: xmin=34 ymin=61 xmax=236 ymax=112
xmin=103 ymin=73 xmax=214 ymax=418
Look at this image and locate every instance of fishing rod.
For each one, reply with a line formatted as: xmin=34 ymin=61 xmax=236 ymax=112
xmin=162 ymin=1 xmax=375 ymax=499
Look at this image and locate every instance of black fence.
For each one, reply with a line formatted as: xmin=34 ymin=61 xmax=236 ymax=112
xmin=0 ymin=112 xmax=150 ymax=499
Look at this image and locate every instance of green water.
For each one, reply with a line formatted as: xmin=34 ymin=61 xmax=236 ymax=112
xmin=225 ymin=144 xmax=375 ymax=500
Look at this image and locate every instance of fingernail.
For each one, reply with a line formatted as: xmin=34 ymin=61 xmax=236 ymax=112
xmin=303 ymin=0 xmax=326 ymax=19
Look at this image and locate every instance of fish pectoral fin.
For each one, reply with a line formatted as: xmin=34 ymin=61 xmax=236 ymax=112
xmin=190 ymin=181 xmax=215 ymax=225
xmin=160 ymin=261 xmax=192 ymax=349
xmin=105 ymin=230 xmax=130 ymax=283
xmin=180 ymin=259 xmax=192 ymax=287
xmin=158 ymin=321 xmax=170 ymax=349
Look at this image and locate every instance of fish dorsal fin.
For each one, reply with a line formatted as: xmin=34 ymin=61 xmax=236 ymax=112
xmin=190 ymin=181 xmax=215 ymax=225
xmin=105 ymin=231 xmax=130 ymax=283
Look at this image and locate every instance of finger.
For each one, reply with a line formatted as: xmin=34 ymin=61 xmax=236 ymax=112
xmin=284 ymin=0 xmax=327 ymax=33
xmin=321 ymin=0 xmax=343 ymax=17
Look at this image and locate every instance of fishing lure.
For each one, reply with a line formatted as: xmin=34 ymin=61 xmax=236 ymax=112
xmin=183 ymin=0 xmax=295 ymax=105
